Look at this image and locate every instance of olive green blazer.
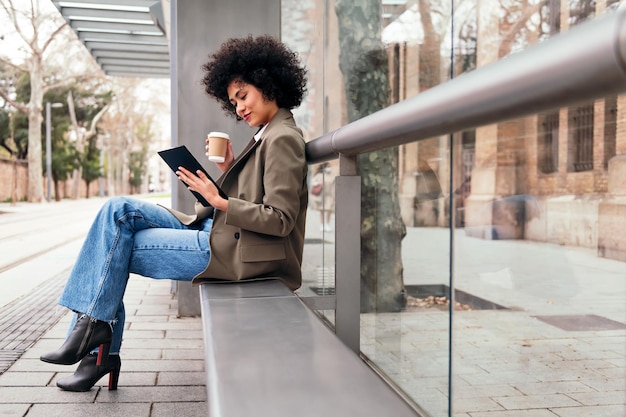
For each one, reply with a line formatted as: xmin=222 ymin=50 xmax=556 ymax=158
xmin=167 ymin=108 xmax=308 ymax=291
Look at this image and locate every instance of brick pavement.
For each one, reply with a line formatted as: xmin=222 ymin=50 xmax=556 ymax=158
xmin=0 ymin=277 xmax=207 ymax=417
xmin=0 ymin=200 xmax=624 ymax=417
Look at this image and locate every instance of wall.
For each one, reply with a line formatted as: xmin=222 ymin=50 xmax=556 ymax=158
xmin=0 ymin=159 xmax=27 ymax=202
xmin=0 ymin=158 xmax=102 ymax=202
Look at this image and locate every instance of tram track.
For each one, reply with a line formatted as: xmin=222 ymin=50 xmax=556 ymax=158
xmin=0 ymin=234 xmax=85 ymax=274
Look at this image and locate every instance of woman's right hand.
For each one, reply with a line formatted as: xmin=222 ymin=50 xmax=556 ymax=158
xmin=206 ymin=138 xmax=235 ymax=172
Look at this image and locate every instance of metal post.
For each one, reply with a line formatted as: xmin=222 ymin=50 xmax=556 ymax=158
xmin=335 ymin=154 xmax=361 ymax=353
xmin=45 ymin=102 xmax=52 ymax=202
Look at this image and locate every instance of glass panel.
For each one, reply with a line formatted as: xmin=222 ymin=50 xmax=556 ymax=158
xmin=451 ymin=2 xmax=626 ymax=417
xmin=287 ymin=0 xmax=625 ymax=416
xmin=344 ymin=0 xmax=455 ymax=415
xmin=282 ymin=0 xmax=337 ymax=309
xmin=452 ymin=102 xmax=626 ymax=416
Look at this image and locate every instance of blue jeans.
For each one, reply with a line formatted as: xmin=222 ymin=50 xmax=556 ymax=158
xmin=58 ymin=196 xmax=212 ymax=354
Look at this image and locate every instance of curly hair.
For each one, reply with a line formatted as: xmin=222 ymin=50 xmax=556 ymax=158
xmin=201 ymin=35 xmax=308 ymax=119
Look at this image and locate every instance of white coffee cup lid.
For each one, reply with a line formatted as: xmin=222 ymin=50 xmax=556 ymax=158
xmin=208 ymin=131 xmax=229 ymax=139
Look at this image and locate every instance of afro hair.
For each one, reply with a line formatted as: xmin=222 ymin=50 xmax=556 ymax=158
xmin=201 ymin=35 xmax=308 ymax=118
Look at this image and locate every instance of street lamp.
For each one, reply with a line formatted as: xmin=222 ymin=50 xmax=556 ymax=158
xmin=45 ymin=102 xmax=63 ymax=202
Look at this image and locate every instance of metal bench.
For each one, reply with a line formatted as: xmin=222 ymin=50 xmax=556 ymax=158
xmin=199 ymin=279 xmax=419 ymax=416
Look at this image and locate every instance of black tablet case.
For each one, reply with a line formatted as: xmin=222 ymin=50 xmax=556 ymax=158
xmin=158 ymin=145 xmax=228 ymax=206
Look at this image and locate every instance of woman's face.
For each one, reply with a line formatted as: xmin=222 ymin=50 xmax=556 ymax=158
xmin=227 ymin=80 xmax=279 ymax=127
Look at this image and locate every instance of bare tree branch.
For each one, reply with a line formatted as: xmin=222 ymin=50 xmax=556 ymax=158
xmin=0 ymin=0 xmax=20 ymax=36
xmin=500 ymin=0 xmax=549 ymax=56
xmin=43 ymin=76 xmax=79 ymax=94
xmin=0 ymin=56 xmax=27 ymax=72
xmin=1 ymin=0 xmax=33 ymax=53
xmin=0 ymin=88 xmax=27 ymax=112
xmin=41 ymin=22 xmax=69 ymax=55
xmin=85 ymin=103 xmax=110 ymax=139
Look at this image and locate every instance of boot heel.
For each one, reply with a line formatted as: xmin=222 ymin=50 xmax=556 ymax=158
xmin=57 ymin=353 xmax=122 ymax=392
xmin=96 ymin=342 xmax=110 ymax=367
xmin=108 ymin=367 xmax=120 ymax=390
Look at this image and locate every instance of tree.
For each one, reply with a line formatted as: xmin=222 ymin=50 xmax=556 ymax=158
xmin=0 ymin=0 xmax=101 ymax=202
xmin=335 ymin=0 xmax=407 ymax=312
xmin=0 ymin=106 xmax=10 ymax=154
xmin=98 ymin=77 xmax=169 ymax=197
xmin=0 ymin=0 xmax=69 ymax=201
xmin=41 ymin=87 xmax=76 ymax=201
xmin=16 ymin=79 xmax=110 ymax=201
xmin=128 ymin=121 xmax=152 ymax=194
xmin=66 ymin=86 xmax=111 ymax=198
xmin=0 ymin=64 xmax=22 ymax=158
xmin=0 ymin=70 xmax=29 ymax=159
xmin=80 ymin=135 xmax=101 ymax=198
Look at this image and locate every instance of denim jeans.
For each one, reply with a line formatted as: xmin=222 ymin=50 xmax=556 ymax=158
xmin=58 ymin=196 xmax=212 ymax=354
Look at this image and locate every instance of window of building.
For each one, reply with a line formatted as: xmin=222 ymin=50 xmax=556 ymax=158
xmin=544 ymin=0 xmax=561 ymax=36
xmin=569 ymin=0 xmax=596 ymax=26
xmin=538 ymin=111 xmax=559 ymax=174
xmin=460 ymin=130 xmax=475 ymax=200
xmin=568 ymin=103 xmax=594 ymax=172
xmin=607 ymin=0 xmax=621 ymax=11
xmin=604 ymin=95 xmax=617 ymax=170
xmin=391 ymin=43 xmax=400 ymax=104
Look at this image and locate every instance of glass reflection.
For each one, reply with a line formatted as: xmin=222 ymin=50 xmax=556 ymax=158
xmin=453 ymin=1 xmax=626 ymax=416
xmin=288 ymin=0 xmax=625 ymax=416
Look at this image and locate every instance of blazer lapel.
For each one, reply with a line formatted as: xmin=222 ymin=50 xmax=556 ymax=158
xmin=217 ymin=137 xmax=260 ymax=186
xmin=217 ymin=109 xmax=292 ymax=185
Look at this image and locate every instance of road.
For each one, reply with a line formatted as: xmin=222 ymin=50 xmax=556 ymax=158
xmin=0 ymin=194 xmax=170 ymax=310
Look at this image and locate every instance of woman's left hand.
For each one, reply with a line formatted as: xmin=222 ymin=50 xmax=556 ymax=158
xmin=176 ymin=166 xmax=228 ymax=211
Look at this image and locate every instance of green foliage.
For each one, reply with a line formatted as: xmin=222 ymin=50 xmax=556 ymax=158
xmin=11 ymin=110 xmax=28 ymax=159
xmin=70 ymin=86 xmax=113 ymax=128
xmin=41 ymin=83 xmax=112 ymax=197
xmin=0 ymin=68 xmax=111 ymax=179
xmin=81 ymin=136 xmax=101 ymax=197
xmin=128 ymin=122 xmax=152 ymax=193
xmin=0 ymin=106 xmax=11 ymax=156
xmin=14 ymin=72 xmax=31 ymax=103
xmin=128 ymin=151 xmax=145 ymax=191
xmin=41 ymin=89 xmax=77 ymax=185
xmin=50 ymin=140 xmax=78 ymax=183
xmin=0 ymin=68 xmax=29 ymax=159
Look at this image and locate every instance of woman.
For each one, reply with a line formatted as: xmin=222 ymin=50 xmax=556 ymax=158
xmin=40 ymin=35 xmax=308 ymax=392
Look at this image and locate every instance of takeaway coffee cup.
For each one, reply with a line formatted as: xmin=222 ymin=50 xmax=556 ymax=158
xmin=206 ymin=132 xmax=230 ymax=163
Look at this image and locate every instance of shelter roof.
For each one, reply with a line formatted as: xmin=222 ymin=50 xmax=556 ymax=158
xmin=53 ymin=0 xmax=170 ymax=78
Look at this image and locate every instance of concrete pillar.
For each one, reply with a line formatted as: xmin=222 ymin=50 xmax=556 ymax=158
xmin=171 ymin=0 xmax=280 ymax=316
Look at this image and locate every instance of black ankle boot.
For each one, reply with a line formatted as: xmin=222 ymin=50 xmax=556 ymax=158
xmin=40 ymin=315 xmax=113 ymax=366
xmin=57 ymin=353 xmax=121 ymax=392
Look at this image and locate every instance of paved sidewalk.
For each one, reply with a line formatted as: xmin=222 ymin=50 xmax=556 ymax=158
xmin=0 ymin=277 xmax=207 ymax=417
xmin=0 ymin=196 xmax=209 ymax=416
xmin=1 ymin=200 xmax=624 ymax=417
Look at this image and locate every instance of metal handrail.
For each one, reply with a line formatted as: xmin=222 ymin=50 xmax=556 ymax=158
xmin=309 ymin=5 xmax=626 ymax=357
xmin=305 ymin=6 xmax=626 ymax=163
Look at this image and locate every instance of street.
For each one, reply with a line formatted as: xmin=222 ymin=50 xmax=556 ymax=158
xmin=0 ymin=195 xmax=171 ymax=310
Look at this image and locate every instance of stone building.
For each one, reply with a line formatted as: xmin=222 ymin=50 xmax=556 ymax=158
xmin=386 ymin=0 xmax=625 ymax=261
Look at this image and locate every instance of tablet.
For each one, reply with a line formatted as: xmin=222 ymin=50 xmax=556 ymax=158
xmin=158 ymin=145 xmax=228 ymax=206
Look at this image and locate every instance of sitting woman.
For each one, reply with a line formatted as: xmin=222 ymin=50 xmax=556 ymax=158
xmin=40 ymin=35 xmax=309 ymax=392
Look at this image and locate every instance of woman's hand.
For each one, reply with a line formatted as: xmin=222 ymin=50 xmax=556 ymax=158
xmin=176 ymin=166 xmax=228 ymax=211
xmin=206 ymin=138 xmax=235 ymax=173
